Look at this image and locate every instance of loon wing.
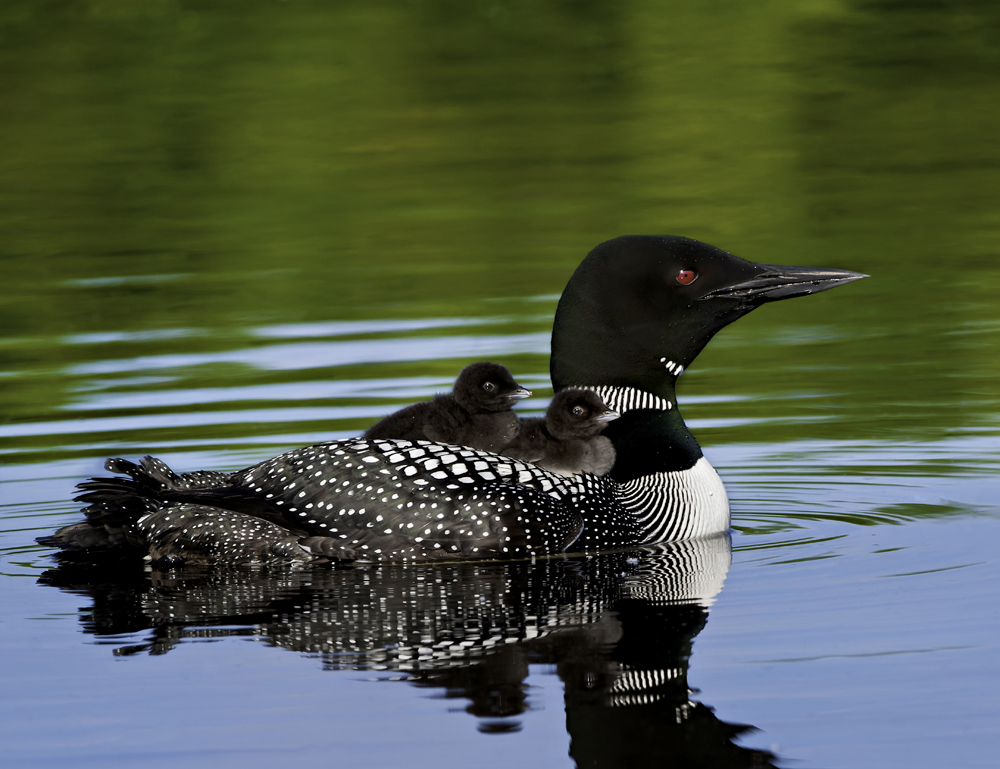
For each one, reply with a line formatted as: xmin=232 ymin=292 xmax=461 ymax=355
xmin=226 ymin=438 xmax=586 ymax=560
xmin=67 ymin=439 xmax=594 ymax=564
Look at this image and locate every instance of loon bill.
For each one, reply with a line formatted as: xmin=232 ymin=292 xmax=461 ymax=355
xmin=46 ymin=235 xmax=866 ymax=566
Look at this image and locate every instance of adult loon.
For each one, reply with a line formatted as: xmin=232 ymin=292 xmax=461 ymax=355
xmin=49 ymin=235 xmax=865 ymax=566
xmin=500 ymin=388 xmax=619 ymax=476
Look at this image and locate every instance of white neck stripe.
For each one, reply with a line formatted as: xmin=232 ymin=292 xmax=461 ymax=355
xmin=574 ymin=385 xmax=672 ymax=414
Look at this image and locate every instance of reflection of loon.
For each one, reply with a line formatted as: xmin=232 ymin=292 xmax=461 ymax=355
xmin=45 ymin=235 xmax=865 ymax=565
xmin=39 ymin=534 xmax=776 ymax=766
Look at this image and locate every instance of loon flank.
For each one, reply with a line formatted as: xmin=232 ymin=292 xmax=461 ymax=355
xmin=364 ymin=362 xmax=531 ymax=452
xmin=46 ymin=235 xmax=866 ymax=566
xmin=501 ymin=389 xmax=618 ymax=477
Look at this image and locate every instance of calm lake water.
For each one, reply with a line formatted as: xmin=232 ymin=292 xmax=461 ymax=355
xmin=2 ymin=2 xmax=1000 ymax=767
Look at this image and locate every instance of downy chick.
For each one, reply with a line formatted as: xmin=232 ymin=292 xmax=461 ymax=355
xmin=364 ymin=362 xmax=531 ymax=452
xmin=501 ymin=388 xmax=618 ymax=475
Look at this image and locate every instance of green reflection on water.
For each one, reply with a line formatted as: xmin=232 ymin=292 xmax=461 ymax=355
xmin=1 ymin=0 xmax=999 ymax=459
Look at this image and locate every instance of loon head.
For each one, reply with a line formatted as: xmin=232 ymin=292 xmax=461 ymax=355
xmin=550 ymin=235 xmax=867 ymax=396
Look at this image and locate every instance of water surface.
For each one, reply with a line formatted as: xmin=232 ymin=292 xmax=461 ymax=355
xmin=2 ymin=2 xmax=1000 ymax=767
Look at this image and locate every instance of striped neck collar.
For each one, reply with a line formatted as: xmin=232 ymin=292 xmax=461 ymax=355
xmin=575 ymin=385 xmax=673 ymax=414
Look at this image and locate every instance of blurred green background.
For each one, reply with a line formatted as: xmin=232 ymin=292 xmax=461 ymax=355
xmin=2 ymin=0 xmax=999 ymax=459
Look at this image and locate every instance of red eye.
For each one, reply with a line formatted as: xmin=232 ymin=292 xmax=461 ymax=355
xmin=676 ymin=269 xmax=697 ymax=285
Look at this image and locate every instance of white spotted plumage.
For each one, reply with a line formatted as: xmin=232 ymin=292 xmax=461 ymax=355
xmin=113 ymin=420 xmax=729 ymax=563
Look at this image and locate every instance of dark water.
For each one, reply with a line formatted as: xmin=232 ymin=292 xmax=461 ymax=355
xmin=3 ymin=2 xmax=1000 ymax=767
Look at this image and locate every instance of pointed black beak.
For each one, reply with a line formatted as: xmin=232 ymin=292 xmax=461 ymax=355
xmin=700 ymin=264 xmax=868 ymax=303
xmin=595 ymin=409 xmax=620 ymax=423
xmin=508 ymin=387 xmax=532 ymax=400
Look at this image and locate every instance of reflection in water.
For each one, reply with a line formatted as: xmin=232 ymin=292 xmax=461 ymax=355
xmin=40 ymin=534 xmax=774 ymax=767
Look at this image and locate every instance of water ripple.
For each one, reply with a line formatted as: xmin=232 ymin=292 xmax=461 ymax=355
xmin=67 ymin=332 xmax=551 ymax=375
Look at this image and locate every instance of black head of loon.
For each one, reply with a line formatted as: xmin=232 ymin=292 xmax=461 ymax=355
xmin=552 ymin=235 xmax=866 ymax=395
xmin=55 ymin=235 xmax=866 ymax=565
xmin=551 ymin=235 xmax=866 ymax=482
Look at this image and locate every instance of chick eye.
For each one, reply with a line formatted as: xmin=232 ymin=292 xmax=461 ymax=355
xmin=572 ymin=406 xmax=585 ymax=416
xmin=676 ymin=269 xmax=697 ymax=285
xmin=482 ymin=382 xmax=495 ymax=392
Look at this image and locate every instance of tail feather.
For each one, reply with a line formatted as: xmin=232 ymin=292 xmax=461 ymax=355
xmin=43 ymin=456 xmax=191 ymax=556
xmin=133 ymin=455 xmax=232 ymax=491
xmin=72 ymin=455 xmax=232 ymax=520
xmin=86 ymin=456 xmax=230 ymax=495
xmin=36 ymin=522 xmax=125 ymax=552
xmin=97 ymin=456 xmax=180 ymax=493
xmin=42 ymin=455 xmax=318 ymax=567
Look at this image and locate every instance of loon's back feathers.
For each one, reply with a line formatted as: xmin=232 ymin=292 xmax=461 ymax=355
xmin=364 ymin=362 xmax=530 ymax=452
xmin=66 ymin=440 xmax=619 ymax=564
xmin=47 ymin=235 xmax=866 ymax=565
xmin=502 ymin=389 xmax=619 ymax=476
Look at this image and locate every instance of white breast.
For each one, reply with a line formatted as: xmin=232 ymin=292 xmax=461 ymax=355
xmin=617 ymin=456 xmax=730 ymax=542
